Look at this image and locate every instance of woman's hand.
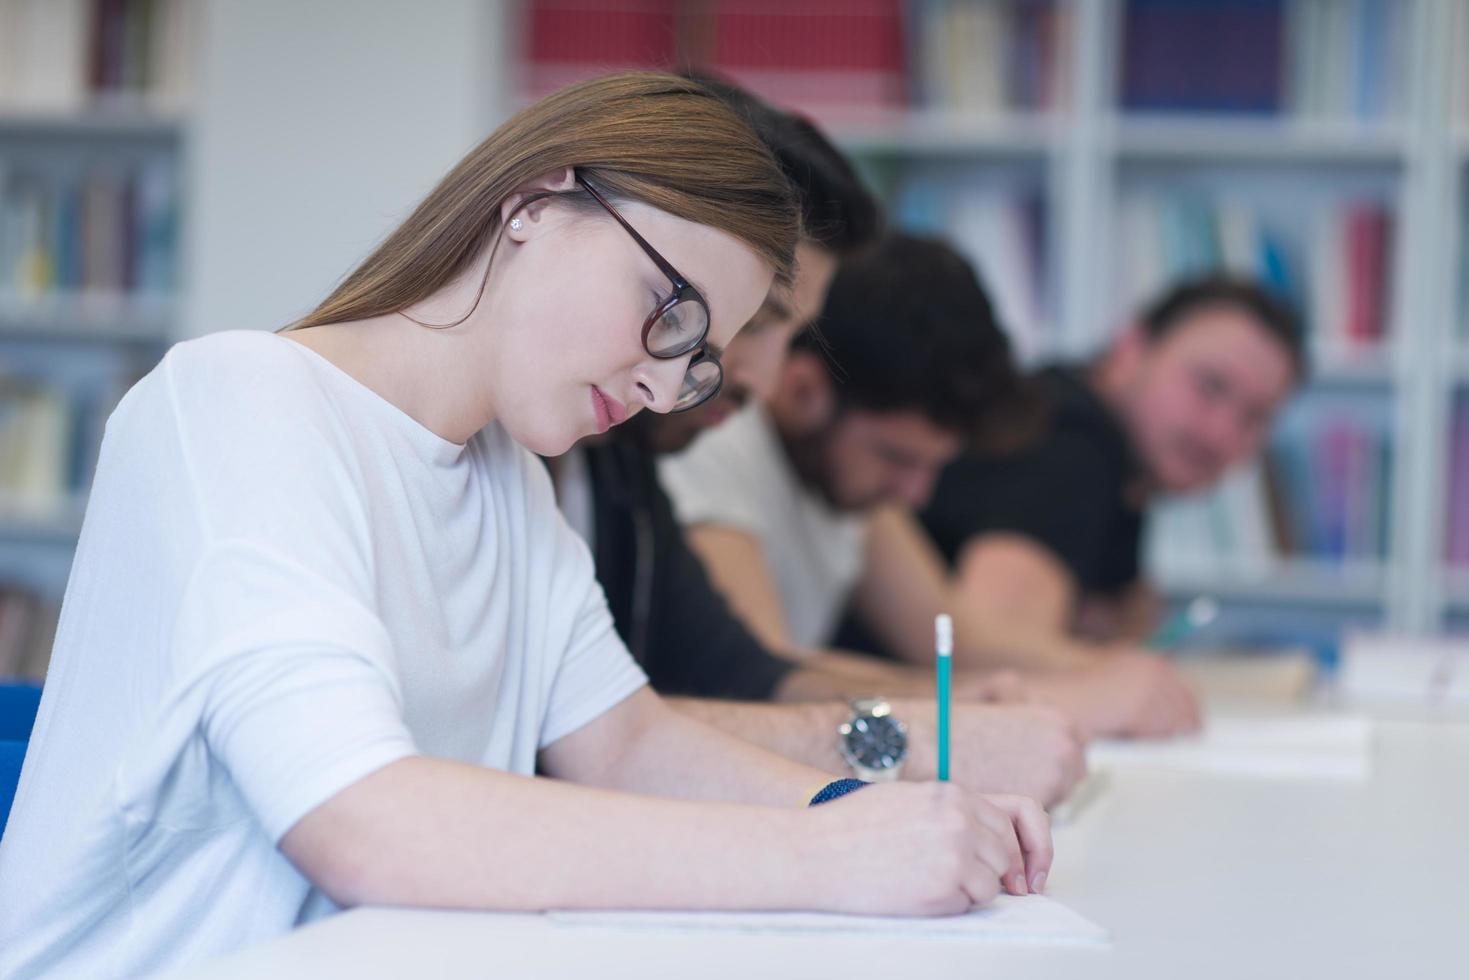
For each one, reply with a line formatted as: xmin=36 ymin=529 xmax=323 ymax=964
xmin=803 ymin=782 xmax=1053 ymax=916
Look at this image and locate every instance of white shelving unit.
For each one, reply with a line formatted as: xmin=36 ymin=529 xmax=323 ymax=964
xmin=6 ymin=0 xmax=1463 ymax=644
xmin=817 ymin=0 xmax=1463 ymax=638
xmin=0 ymin=98 xmax=187 ymax=592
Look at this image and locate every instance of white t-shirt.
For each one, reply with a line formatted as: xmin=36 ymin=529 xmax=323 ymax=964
xmin=0 ymin=331 xmax=647 ymax=979
xmin=658 ymin=404 xmax=866 ymax=651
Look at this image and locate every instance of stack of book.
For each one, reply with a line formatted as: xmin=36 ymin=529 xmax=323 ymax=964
xmin=1460 ymin=0 xmax=1469 ymax=130
xmin=0 ymin=156 xmax=178 ymax=304
xmin=0 ymin=377 xmax=117 ymax=520
xmin=905 ymin=0 xmax=1068 ymax=114
xmin=1121 ymin=0 xmax=1409 ymax=122
xmin=1284 ymin=0 xmax=1409 ymax=122
xmin=1459 ymin=199 xmax=1469 ymax=343
xmin=0 ymin=0 xmax=196 ymax=111
xmin=521 ymin=0 xmax=1066 ymax=117
xmin=1116 ymin=192 xmax=1393 ymax=361
xmin=1446 ymin=397 xmax=1469 ymax=570
xmin=522 ymin=0 xmax=683 ymax=101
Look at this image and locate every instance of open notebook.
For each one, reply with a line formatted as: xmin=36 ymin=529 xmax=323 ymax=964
xmin=1087 ymin=714 xmax=1373 ymax=781
xmin=548 ymin=894 xmax=1109 ymax=946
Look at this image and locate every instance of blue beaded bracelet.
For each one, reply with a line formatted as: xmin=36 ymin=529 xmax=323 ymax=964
xmin=808 ymin=777 xmax=870 ymax=806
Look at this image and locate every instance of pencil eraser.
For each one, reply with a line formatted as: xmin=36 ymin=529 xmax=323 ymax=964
xmin=935 ymin=614 xmax=953 ymax=655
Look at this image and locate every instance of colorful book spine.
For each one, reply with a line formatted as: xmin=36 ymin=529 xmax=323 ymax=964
xmin=1119 ymin=191 xmax=1391 ymax=360
xmin=0 ymin=158 xmax=178 ymax=302
xmin=1447 ymin=401 xmax=1469 ymax=568
xmin=1122 ymin=0 xmax=1406 ymax=121
xmin=521 ymin=0 xmax=1068 ymax=116
xmin=0 ymin=0 xmax=194 ymax=109
xmin=0 ymin=376 xmax=124 ymax=517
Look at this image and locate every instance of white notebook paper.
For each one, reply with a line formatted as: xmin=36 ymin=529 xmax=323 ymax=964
xmin=548 ymin=894 xmax=1109 ymax=946
xmin=1087 ymin=714 xmax=1373 ymax=781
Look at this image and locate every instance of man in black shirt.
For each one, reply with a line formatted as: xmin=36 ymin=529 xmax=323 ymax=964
xmin=922 ymin=278 xmax=1303 ymax=646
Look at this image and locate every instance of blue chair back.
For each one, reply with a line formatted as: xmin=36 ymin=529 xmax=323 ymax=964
xmin=0 ymin=683 xmax=42 ymax=741
xmin=0 ymin=683 xmax=41 ymax=838
xmin=1 ymin=739 xmax=25 ymax=838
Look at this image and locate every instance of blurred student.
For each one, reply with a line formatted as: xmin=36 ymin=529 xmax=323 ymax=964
xmin=0 ymin=74 xmax=1051 ymax=979
xmin=660 ymin=233 xmax=1201 ymax=739
xmin=547 ymin=76 xmax=1084 ymax=805
xmin=921 ymin=277 xmax=1301 ymax=648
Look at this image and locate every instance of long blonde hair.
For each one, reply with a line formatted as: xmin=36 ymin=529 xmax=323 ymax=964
xmin=292 ymin=72 xmax=800 ymax=331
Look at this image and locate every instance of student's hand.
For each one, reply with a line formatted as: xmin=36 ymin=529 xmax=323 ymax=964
xmin=806 ymin=783 xmax=1052 ymax=916
xmin=895 ymin=701 xmax=1086 ymax=807
xmin=1026 ymin=650 xmax=1202 ymax=739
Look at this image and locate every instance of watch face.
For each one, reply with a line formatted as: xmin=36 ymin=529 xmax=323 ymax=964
xmin=843 ymin=714 xmax=908 ymax=770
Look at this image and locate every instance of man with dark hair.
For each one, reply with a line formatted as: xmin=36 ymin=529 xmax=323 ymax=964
xmin=660 ymin=233 xmax=1204 ymax=741
xmin=921 ymin=275 xmax=1302 ymax=658
xmin=545 ymin=82 xmax=1086 ymax=805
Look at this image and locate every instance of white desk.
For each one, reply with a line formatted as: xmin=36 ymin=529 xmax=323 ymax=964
xmin=179 ymin=714 xmax=1469 ymax=980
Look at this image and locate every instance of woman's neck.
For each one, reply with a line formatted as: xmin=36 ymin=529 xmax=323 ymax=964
xmin=282 ymin=311 xmax=496 ymax=446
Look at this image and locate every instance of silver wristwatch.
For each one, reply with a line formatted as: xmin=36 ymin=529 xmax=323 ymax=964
xmin=837 ymin=697 xmax=908 ymax=782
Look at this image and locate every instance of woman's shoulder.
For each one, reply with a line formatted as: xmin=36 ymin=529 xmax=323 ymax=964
xmin=155 ymin=330 xmax=338 ymax=415
xmin=164 ymin=329 xmax=317 ymax=383
xmin=107 ymin=331 xmax=339 ymax=454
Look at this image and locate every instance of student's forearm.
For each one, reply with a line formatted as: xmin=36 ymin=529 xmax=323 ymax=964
xmin=665 ymin=696 xmax=948 ymax=782
xmin=567 ymin=694 xmax=836 ymax=806
xmin=280 ymin=757 xmax=828 ymax=912
xmin=667 ymin=697 xmax=851 ymax=775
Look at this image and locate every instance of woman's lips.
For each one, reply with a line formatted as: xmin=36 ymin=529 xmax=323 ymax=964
xmin=591 ymin=386 xmax=627 ymax=433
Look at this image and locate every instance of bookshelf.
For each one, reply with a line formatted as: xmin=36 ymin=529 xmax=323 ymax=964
xmin=0 ymin=0 xmax=194 ymax=677
xmin=511 ymin=0 xmax=1465 ymax=648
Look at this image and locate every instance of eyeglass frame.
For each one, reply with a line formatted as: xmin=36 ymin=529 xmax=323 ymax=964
xmin=570 ymin=171 xmax=724 ymax=412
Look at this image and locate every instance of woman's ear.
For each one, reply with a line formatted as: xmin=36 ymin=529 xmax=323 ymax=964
xmin=500 ymin=167 xmax=578 ymax=242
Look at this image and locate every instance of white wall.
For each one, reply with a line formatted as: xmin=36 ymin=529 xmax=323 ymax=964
xmin=186 ymin=0 xmax=506 ymax=337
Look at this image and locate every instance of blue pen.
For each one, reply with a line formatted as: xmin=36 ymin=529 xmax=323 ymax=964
xmin=936 ymin=614 xmax=953 ymax=782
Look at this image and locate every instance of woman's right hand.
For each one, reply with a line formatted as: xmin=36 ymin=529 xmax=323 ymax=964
xmin=803 ymin=782 xmax=1052 ymax=917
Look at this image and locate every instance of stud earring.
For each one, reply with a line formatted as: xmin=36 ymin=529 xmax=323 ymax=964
xmin=509 ymin=217 xmax=523 ymax=232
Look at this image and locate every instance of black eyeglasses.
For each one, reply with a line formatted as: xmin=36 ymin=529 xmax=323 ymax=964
xmin=573 ymin=172 xmax=723 ymax=413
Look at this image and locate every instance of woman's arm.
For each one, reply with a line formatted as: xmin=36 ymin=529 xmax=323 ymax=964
xmin=279 ymin=688 xmax=1053 ymax=914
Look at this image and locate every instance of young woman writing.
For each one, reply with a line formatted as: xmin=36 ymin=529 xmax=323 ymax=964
xmin=0 ymin=73 xmax=1049 ymax=978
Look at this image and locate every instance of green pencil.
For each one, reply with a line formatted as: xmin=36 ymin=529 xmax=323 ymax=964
xmin=1147 ymin=595 xmax=1220 ymax=650
xmin=936 ymin=613 xmax=953 ymax=782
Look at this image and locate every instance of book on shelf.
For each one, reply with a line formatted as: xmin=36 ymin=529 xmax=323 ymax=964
xmin=1147 ymin=397 xmax=1392 ymax=578
xmin=1447 ymin=398 xmax=1469 ymax=569
xmin=0 ymin=376 xmax=121 ymax=520
xmin=705 ymin=0 xmax=908 ymax=111
xmin=522 ymin=0 xmax=681 ymax=99
xmin=1121 ymin=0 xmax=1408 ymax=123
xmin=1459 ymin=194 xmax=1469 ymax=342
xmin=1116 ymin=191 xmax=1393 ymax=364
xmin=521 ymin=0 xmax=1067 ymax=118
xmin=892 ymin=175 xmax=1050 ymax=363
xmin=0 ymin=155 xmax=178 ymax=307
xmin=904 ymin=0 xmax=1068 ymax=115
xmin=0 ymin=0 xmax=197 ymax=112
xmin=1459 ymin=0 xmax=1469 ymax=129
xmin=0 ymin=585 xmax=59 ymax=682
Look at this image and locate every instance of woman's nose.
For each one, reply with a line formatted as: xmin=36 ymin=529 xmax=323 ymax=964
xmin=632 ymin=355 xmax=693 ymax=413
